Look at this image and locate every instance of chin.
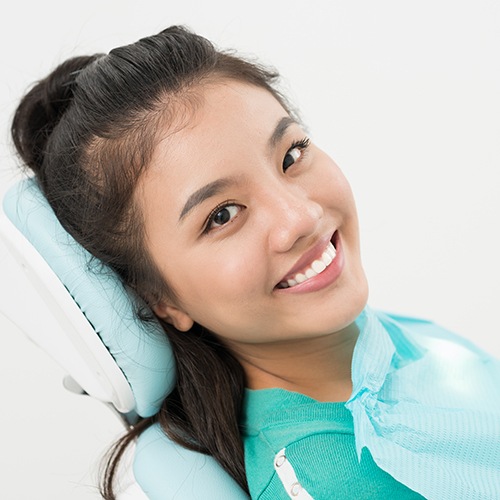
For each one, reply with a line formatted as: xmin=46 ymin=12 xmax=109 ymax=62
xmin=330 ymin=272 xmax=369 ymax=331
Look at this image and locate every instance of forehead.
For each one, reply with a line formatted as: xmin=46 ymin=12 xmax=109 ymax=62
xmin=150 ymin=80 xmax=288 ymax=172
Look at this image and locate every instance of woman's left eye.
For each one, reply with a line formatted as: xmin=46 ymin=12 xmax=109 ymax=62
xmin=282 ymin=137 xmax=310 ymax=172
xmin=205 ymin=203 xmax=242 ymax=233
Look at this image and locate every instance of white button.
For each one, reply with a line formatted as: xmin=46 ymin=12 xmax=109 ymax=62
xmin=290 ymin=482 xmax=302 ymax=496
xmin=275 ymin=453 xmax=287 ymax=467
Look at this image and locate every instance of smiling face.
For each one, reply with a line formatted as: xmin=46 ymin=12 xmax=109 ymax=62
xmin=138 ymin=80 xmax=368 ymax=355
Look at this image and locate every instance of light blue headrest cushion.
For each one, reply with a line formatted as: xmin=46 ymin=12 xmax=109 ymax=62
xmin=3 ymin=177 xmax=175 ymax=417
xmin=134 ymin=423 xmax=249 ymax=499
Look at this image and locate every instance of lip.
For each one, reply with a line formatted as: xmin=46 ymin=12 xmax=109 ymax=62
xmin=274 ymin=231 xmax=344 ymax=294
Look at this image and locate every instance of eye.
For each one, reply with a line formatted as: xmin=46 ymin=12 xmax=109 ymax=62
xmin=204 ymin=202 xmax=242 ymax=233
xmin=282 ymin=137 xmax=310 ymax=172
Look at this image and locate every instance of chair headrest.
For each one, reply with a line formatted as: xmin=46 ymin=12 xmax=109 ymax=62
xmin=3 ymin=177 xmax=175 ymax=417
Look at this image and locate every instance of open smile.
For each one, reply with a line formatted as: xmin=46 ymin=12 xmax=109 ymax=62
xmin=275 ymin=231 xmax=344 ymax=293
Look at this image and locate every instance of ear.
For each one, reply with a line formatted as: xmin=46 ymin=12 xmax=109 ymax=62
xmin=152 ymin=301 xmax=194 ymax=332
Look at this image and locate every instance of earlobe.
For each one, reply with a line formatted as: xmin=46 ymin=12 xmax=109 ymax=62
xmin=152 ymin=302 xmax=194 ymax=332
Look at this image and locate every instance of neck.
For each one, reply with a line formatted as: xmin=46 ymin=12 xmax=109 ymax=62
xmin=231 ymin=322 xmax=359 ymax=402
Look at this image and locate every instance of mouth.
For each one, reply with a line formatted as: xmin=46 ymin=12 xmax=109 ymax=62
xmin=275 ymin=231 xmax=339 ymax=290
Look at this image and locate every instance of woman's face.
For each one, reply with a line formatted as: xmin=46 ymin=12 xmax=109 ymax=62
xmin=139 ymin=80 xmax=368 ymax=351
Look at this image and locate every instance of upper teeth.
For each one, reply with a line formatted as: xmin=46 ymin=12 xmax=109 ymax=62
xmin=278 ymin=241 xmax=337 ymax=289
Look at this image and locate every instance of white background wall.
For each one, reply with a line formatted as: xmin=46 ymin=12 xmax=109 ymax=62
xmin=1 ymin=1 xmax=499 ymax=498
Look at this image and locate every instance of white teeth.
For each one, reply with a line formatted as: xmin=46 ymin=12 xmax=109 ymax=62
xmin=311 ymin=259 xmax=326 ymax=273
xmin=295 ymin=273 xmax=307 ymax=284
xmin=323 ymin=252 xmax=333 ymax=266
xmin=327 ymin=243 xmax=337 ymax=258
xmin=305 ymin=268 xmax=317 ymax=279
xmin=282 ymin=241 xmax=337 ymax=289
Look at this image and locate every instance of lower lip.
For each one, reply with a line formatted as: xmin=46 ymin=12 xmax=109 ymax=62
xmin=275 ymin=232 xmax=345 ymax=294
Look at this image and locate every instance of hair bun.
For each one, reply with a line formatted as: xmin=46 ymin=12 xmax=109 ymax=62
xmin=11 ymin=55 xmax=101 ymax=175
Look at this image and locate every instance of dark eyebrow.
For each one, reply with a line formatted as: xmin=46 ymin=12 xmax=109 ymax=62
xmin=269 ymin=116 xmax=297 ymax=149
xmin=179 ymin=177 xmax=235 ymax=222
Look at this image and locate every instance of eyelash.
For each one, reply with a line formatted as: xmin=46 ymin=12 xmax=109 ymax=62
xmin=290 ymin=136 xmax=311 ymax=152
xmin=283 ymin=137 xmax=311 ymax=172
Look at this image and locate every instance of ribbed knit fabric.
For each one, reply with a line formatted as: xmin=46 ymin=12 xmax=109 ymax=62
xmin=242 ymin=388 xmax=424 ymax=499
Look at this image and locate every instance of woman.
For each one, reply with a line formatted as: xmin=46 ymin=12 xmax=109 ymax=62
xmin=12 ymin=26 xmax=500 ymax=499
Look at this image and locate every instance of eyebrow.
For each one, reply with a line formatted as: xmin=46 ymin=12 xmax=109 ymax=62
xmin=269 ymin=116 xmax=297 ymax=149
xmin=178 ymin=116 xmax=297 ymax=223
xmin=179 ymin=177 xmax=235 ymax=222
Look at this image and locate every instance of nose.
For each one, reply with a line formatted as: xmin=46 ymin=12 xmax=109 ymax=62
xmin=266 ymin=184 xmax=324 ymax=253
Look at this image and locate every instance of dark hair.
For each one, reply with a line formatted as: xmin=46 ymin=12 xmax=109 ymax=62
xmin=11 ymin=26 xmax=294 ymax=498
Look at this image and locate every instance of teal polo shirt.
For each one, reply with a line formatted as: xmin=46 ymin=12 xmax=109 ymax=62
xmin=242 ymin=388 xmax=425 ymax=499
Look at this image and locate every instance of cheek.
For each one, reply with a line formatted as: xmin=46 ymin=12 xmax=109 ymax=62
xmin=171 ymin=245 xmax=270 ymax=335
xmin=314 ymin=156 xmax=356 ymax=210
xmin=170 ymin=241 xmax=267 ymax=303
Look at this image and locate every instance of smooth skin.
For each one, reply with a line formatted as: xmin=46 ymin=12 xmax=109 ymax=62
xmin=139 ymin=80 xmax=369 ymax=402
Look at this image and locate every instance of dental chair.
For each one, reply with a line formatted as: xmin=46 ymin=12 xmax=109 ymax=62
xmin=0 ymin=176 xmax=249 ymax=500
